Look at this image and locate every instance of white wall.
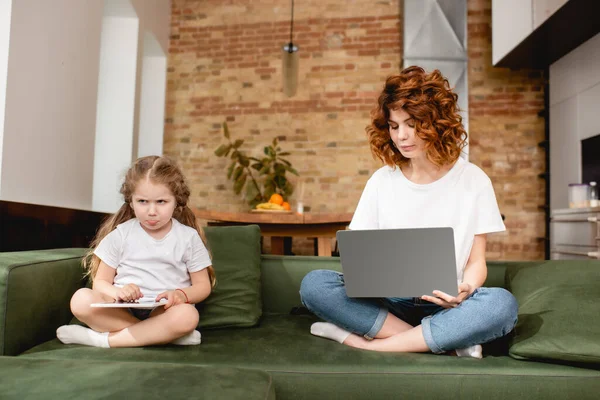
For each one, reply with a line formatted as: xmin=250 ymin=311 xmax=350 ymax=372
xmin=0 ymin=0 xmax=13 ymax=196
xmin=91 ymin=0 xmax=170 ymax=213
xmin=492 ymin=1 xmax=569 ymax=65
xmin=92 ymin=12 xmax=139 ymax=212
xmin=550 ymin=32 xmax=600 ymax=209
xmin=0 ymin=0 xmax=103 ymax=209
xmin=0 ymin=0 xmax=171 ymax=211
xmin=137 ymin=32 xmax=167 ymax=159
xmin=492 ymin=0 xmax=533 ymax=65
xmin=532 ymin=0 xmax=568 ymax=29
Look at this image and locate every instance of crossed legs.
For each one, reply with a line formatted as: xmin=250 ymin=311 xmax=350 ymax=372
xmin=300 ymin=270 xmax=518 ymax=357
xmin=57 ymin=288 xmax=200 ymax=348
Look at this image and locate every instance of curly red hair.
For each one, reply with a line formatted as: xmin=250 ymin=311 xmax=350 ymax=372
xmin=366 ymin=66 xmax=467 ymax=168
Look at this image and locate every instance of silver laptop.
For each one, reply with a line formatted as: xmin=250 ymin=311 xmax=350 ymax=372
xmin=336 ymin=228 xmax=458 ymax=298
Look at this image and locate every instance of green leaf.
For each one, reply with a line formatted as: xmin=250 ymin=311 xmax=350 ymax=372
xmin=274 ymin=163 xmax=285 ymax=174
xmin=233 ymin=165 xmax=244 ymax=180
xmin=223 ymin=122 xmax=230 ymax=139
xmin=233 ymin=139 xmax=244 ymax=149
xmin=233 ymin=173 xmax=247 ymax=194
xmin=230 ymin=150 xmax=239 ymax=160
xmin=251 ymin=162 xmax=262 ymax=171
xmin=263 ymin=183 xmax=275 ymax=200
xmin=214 ymin=144 xmax=229 ymax=157
xmin=275 ymin=175 xmax=287 ymax=188
xmin=263 ymin=146 xmax=269 ymax=155
xmin=239 ymin=156 xmax=250 ymax=167
xmin=227 ymin=161 xmax=236 ymax=179
xmin=279 ymin=152 xmax=290 ymax=156
xmin=259 ymin=164 xmax=270 ymax=175
xmin=245 ymin=182 xmax=259 ymax=201
xmin=279 ymin=159 xmax=291 ymax=166
xmin=285 ymin=165 xmax=299 ymax=175
xmin=283 ymin=181 xmax=294 ymax=196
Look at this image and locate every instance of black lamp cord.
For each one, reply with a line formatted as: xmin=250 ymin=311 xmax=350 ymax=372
xmin=287 ymin=0 xmax=295 ymax=52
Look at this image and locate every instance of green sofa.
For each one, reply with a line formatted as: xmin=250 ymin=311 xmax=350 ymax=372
xmin=1 ymin=225 xmax=599 ymax=399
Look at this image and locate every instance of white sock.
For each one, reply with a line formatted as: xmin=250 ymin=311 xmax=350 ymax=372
xmin=310 ymin=322 xmax=351 ymax=344
xmin=455 ymin=344 xmax=482 ymax=359
xmin=171 ymin=330 xmax=201 ymax=346
xmin=56 ymin=325 xmax=110 ymax=348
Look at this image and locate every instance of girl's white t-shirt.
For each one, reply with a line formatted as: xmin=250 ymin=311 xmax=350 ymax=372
xmin=94 ymin=218 xmax=212 ymax=302
xmin=349 ymin=157 xmax=505 ymax=284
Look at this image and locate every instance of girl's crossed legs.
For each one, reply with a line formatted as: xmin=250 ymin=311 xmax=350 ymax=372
xmin=300 ymin=270 xmax=518 ymax=356
xmin=57 ymin=288 xmax=200 ymax=348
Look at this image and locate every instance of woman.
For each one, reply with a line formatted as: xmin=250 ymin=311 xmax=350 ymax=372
xmin=300 ymin=66 xmax=518 ymax=358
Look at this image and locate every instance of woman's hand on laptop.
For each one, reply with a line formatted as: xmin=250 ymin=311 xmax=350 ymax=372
xmin=421 ymin=283 xmax=475 ymax=309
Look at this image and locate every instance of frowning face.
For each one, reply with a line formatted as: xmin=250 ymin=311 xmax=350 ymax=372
xmin=131 ymin=179 xmax=176 ymax=239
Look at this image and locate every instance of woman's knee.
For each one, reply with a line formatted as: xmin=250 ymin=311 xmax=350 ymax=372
xmin=299 ymin=269 xmax=342 ymax=306
xmin=481 ymin=287 xmax=519 ymax=334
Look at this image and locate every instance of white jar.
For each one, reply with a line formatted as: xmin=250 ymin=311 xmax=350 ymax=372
xmin=568 ymin=183 xmax=590 ymax=208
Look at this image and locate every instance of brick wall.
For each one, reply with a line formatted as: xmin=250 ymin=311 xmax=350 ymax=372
xmin=467 ymin=0 xmax=546 ymax=260
xmin=165 ymin=0 xmax=546 ymax=260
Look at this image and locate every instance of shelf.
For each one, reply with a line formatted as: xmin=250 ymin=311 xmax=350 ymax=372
xmin=495 ymin=0 xmax=600 ymax=69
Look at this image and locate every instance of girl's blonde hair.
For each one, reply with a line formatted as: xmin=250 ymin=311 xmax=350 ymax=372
xmin=83 ymin=155 xmax=216 ymax=287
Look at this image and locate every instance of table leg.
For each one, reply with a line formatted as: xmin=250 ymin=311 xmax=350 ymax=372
xmin=317 ymin=237 xmax=332 ymax=257
xmin=271 ymin=237 xmax=285 ymax=255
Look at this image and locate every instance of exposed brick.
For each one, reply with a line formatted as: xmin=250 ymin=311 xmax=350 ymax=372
xmin=166 ymin=0 xmax=545 ymax=259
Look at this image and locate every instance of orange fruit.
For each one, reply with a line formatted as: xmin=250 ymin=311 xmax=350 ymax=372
xmin=269 ymin=193 xmax=284 ymax=205
xmin=281 ymin=201 xmax=291 ymax=211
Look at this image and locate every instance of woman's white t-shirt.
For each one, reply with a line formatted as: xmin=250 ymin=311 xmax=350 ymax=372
xmin=349 ymin=157 xmax=505 ymax=284
xmin=94 ymin=218 xmax=212 ymax=302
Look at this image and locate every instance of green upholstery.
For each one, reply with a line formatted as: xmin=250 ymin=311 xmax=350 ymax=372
xmin=200 ymin=225 xmax=263 ymax=329
xmin=0 ymin=248 xmax=87 ymax=356
xmin=21 ymin=315 xmax=600 ymax=400
xmin=507 ymin=261 xmax=600 ymax=364
xmin=0 ymin=357 xmax=275 ymax=400
xmin=1 ymin=238 xmax=600 ymax=400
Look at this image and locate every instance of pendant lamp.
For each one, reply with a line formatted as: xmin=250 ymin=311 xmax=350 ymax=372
xmin=282 ymin=0 xmax=299 ymax=97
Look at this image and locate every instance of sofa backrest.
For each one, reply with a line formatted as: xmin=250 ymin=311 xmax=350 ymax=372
xmin=260 ymin=256 xmax=511 ymax=315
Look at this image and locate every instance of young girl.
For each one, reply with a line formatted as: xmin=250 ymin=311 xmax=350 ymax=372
xmin=57 ymin=155 xmax=216 ymax=348
xmin=300 ymin=66 xmax=518 ymax=358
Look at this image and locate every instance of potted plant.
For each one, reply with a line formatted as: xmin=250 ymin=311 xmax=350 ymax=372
xmin=214 ymin=122 xmax=299 ymax=208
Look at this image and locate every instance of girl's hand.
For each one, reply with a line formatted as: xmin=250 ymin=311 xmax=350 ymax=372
xmin=116 ymin=284 xmax=142 ymax=303
xmin=421 ymin=283 xmax=474 ymax=309
xmin=156 ymin=289 xmax=188 ymax=310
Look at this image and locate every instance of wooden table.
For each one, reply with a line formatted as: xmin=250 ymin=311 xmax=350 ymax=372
xmin=193 ymin=209 xmax=353 ymax=256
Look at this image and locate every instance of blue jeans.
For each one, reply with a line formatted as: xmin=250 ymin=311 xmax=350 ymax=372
xmin=299 ymin=270 xmax=518 ymax=353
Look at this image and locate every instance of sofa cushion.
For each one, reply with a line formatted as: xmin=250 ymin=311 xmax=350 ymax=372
xmin=507 ymin=260 xmax=600 ymax=364
xmin=199 ymin=225 xmax=262 ymax=329
xmin=0 ymin=357 xmax=275 ymax=400
xmin=21 ymin=315 xmax=600 ymax=400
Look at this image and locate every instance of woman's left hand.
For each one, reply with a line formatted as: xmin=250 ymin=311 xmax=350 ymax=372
xmin=421 ymin=283 xmax=474 ymax=309
xmin=156 ymin=290 xmax=188 ymax=310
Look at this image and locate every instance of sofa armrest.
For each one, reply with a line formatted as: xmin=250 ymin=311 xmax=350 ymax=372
xmin=0 ymin=248 xmax=87 ymax=355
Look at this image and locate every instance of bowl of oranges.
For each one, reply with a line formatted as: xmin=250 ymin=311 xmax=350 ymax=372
xmin=252 ymin=194 xmax=292 ymax=213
